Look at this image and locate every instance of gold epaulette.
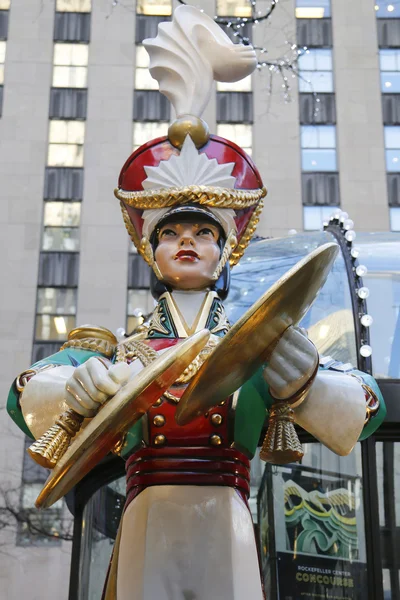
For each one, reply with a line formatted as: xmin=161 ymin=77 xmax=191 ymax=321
xmin=60 ymin=325 xmax=118 ymax=359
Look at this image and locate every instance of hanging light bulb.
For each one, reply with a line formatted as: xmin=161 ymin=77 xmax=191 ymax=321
xmin=355 ymin=265 xmax=368 ymax=277
xmin=339 ymin=212 xmax=349 ymax=223
xmin=345 ymin=230 xmax=356 ymax=242
xmin=357 ymin=287 xmax=370 ymax=299
xmin=351 ymin=247 xmax=360 ymax=259
xmin=360 ymin=345 xmax=372 ymax=357
xmin=360 ymin=314 xmax=373 ymax=327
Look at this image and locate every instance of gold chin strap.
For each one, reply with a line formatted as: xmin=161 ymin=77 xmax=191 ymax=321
xmin=211 ymin=229 xmax=237 ymax=281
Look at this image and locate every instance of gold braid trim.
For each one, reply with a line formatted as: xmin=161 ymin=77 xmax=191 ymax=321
xmin=115 ymin=184 xmax=267 ymax=210
xmin=115 ymin=340 xmax=158 ymax=366
xmin=60 ymin=337 xmax=116 ymax=358
xmin=120 ymin=202 xmax=163 ymax=278
xmin=230 ymin=199 xmax=264 ymax=267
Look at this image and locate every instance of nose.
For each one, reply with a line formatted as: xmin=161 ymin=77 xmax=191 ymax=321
xmin=179 ymin=233 xmax=194 ymax=246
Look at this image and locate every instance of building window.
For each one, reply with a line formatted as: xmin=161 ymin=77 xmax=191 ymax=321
xmin=301 ymin=124 xmax=336 ymax=171
xmin=42 ymin=201 xmax=81 ymax=251
xmin=0 ymin=0 xmax=10 ymax=8
xmin=136 ymin=0 xmax=171 ymax=16
xmin=380 ymin=49 xmax=400 ymax=93
xmin=390 ymin=206 xmax=400 ymax=230
xmin=0 ymin=40 xmax=6 ymax=84
xmin=216 ymin=0 xmax=252 ymax=17
xmin=54 ymin=12 xmax=91 ymax=43
xmin=35 ymin=287 xmax=77 ymax=341
xmin=48 ymin=120 xmax=85 ymax=167
xmin=135 ymin=45 xmax=158 ymax=90
xmin=375 ymin=1 xmax=400 ymax=18
xmin=52 ymin=43 xmax=88 ymax=88
xmin=303 ymin=205 xmax=339 ymax=230
xmin=384 ymin=126 xmax=400 ymax=171
xmin=217 ymin=92 xmax=253 ymax=123
xmin=217 ymin=123 xmax=252 ymax=155
xmin=217 ymin=75 xmax=252 ymax=92
xmin=56 ymin=0 xmax=91 ymax=11
xmin=295 ymin=0 xmax=331 ymax=19
xmin=298 ymin=48 xmax=333 ymax=93
xmin=133 ymin=121 xmax=167 ymax=149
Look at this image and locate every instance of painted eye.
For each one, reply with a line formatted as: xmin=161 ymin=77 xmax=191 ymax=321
xmin=197 ymin=227 xmax=215 ymax=237
xmin=160 ymin=228 xmax=176 ymax=237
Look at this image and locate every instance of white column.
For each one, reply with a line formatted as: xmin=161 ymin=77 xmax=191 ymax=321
xmin=332 ymin=0 xmax=389 ymax=230
xmin=77 ymin=0 xmax=134 ymax=332
xmin=252 ymin=0 xmax=303 ymax=237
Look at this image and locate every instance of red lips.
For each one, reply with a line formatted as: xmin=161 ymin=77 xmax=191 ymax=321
xmin=175 ymin=250 xmax=199 ymax=261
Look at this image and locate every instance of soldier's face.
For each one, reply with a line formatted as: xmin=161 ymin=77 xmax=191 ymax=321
xmin=154 ymin=220 xmax=221 ymax=290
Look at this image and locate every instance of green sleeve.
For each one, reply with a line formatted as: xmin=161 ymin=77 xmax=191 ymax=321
xmin=7 ymin=347 xmax=109 ymax=439
xmin=352 ymin=370 xmax=386 ymax=440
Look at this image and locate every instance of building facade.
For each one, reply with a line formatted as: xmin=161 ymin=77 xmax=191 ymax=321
xmin=0 ymin=0 xmax=399 ymax=598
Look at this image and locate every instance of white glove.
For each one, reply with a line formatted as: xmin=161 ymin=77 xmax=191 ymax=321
xmin=65 ymin=357 xmax=131 ymax=417
xmin=263 ymin=326 xmax=318 ymax=401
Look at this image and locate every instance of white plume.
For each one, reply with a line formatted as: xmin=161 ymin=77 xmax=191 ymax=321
xmin=143 ymin=5 xmax=257 ymax=118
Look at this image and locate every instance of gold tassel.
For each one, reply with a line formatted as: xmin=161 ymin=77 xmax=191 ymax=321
xmin=260 ymin=401 xmax=304 ymax=465
xmin=27 ymin=409 xmax=84 ymax=469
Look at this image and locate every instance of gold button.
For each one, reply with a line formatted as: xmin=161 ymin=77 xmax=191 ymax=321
xmin=154 ymin=434 xmax=166 ymax=446
xmin=210 ymin=434 xmax=222 ymax=446
xmin=153 ymin=398 xmax=162 ymax=407
xmin=153 ymin=414 xmax=165 ymax=427
xmin=219 ymin=400 xmax=226 ymax=406
xmin=211 ymin=413 xmax=223 ymax=426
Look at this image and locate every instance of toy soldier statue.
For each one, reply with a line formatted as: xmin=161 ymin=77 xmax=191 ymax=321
xmin=7 ymin=6 xmax=385 ymax=600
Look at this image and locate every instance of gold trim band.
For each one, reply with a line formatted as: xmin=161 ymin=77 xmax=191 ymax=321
xmin=115 ymin=184 xmax=267 ymax=210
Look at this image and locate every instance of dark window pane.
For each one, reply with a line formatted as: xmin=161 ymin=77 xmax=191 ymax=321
xmin=388 ymin=173 xmax=400 ymax=206
xmin=377 ymin=19 xmax=400 ymax=47
xmin=32 ymin=342 xmax=63 ymax=364
xmin=217 ymin=91 xmax=253 ymax=123
xmin=299 ymin=93 xmax=336 ymax=124
xmin=136 ymin=15 xmax=169 ymax=43
xmin=128 ymin=254 xmax=151 ymax=288
xmin=382 ymin=94 xmax=400 ymax=125
xmin=38 ymin=252 xmax=79 ymax=286
xmin=302 ymin=172 xmax=340 ymax=205
xmin=44 ymin=167 xmax=84 ymax=200
xmin=54 ymin=12 xmax=91 ymax=42
xmin=133 ymin=90 xmax=170 ymax=121
xmin=49 ymin=88 xmax=87 ymax=119
xmin=0 ymin=10 xmax=8 ymax=39
xmin=296 ymin=18 xmax=332 ymax=47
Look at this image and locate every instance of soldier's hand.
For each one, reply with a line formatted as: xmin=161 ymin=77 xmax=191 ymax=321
xmin=263 ymin=326 xmax=318 ymax=402
xmin=65 ymin=357 xmax=131 ymax=417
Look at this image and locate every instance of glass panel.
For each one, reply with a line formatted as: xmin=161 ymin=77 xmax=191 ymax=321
xmin=301 ymin=125 xmax=336 ymax=148
xmin=380 ymin=49 xmax=400 ymax=72
xmin=42 ymin=226 xmax=80 ymax=251
xmin=0 ymin=0 xmax=10 ymax=9
xmin=302 ymin=148 xmax=337 ymax=171
xmin=299 ymin=71 xmax=334 ymax=93
xmin=78 ymin=478 xmax=125 ymax=599
xmin=376 ymin=442 xmax=400 ymax=598
xmin=260 ymin=443 xmax=367 ymax=598
xmin=54 ymin=43 xmax=89 ymax=66
xmin=35 ymin=314 xmax=76 ymax=340
xmin=375 ymin=1 xmax=400 ymax=18
xmin=52 ymin=65 xmax=87 ymax=88
xmin=136 ymin=0 xmax=171 ymax=15
xmin=224 ymin=232 xmax=357 ymax=365
xmin=386 ymin=149 xmax=400 ymax=172
xmin=303 ymin=205 xmax=340 ymax=230
xmin=0 ymin=40 xmax=6 ymax=63
xmin=299 ymin=49 xmax=332 ymax=71
xmin=216 ymin=123 xmax=252 ymax=150
xmin=390 ymin=207 xmax=400 ymax=231
xmin=133 ymin=121 xmax=167 ymax=148
xmin=37 ymin=288 xmax=77 ymax=315
xmin=127 ymin=289 xmax=155 ymax=315
xmin=49 ymin=120 xmax=85 ymax=144
xmin=44 ymin=201 xmax=81 ymax=227
xmin=216 ymin=0 xmax=252 ymax=17
xmin=217 ymin=75 xmax=252 ymax=92
xmin=48 ymin=144 xmax=84 ymax=167
xmin=381 ymin=73 xmax=400 ymax=93
xmin=296 ymin=0 xmax=331 ymax=18
xmin=357 ymin=232 xmax=400 ymax=378
xmin=56 ymin=0 xmax=91 ymax=10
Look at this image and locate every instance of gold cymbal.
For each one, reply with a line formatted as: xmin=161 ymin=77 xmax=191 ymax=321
xmin=35 ymin=329 xmax=210 ymax=509
xmin=175 ymin=243 xmax=339 ymax=426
